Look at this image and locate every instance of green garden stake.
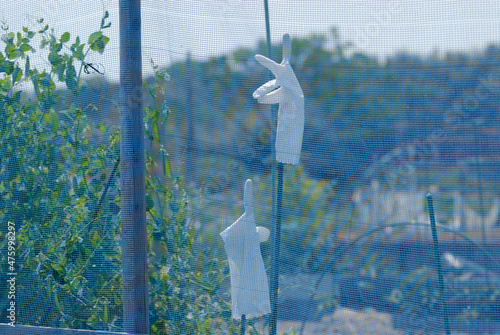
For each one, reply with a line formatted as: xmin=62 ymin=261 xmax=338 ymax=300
xmin=240 ymin=314 xmax=246 ymax=335
xmin=427 ymin=194 xmax=451 ymax=335
xmin=261 ymin=2 xmax=278 ymax=332
xmin=253 ymin=29 xmax=305 ymax=334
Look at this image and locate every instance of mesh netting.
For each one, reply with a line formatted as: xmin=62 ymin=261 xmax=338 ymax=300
xmin=1 ymin=1 xmax=500 ymax=334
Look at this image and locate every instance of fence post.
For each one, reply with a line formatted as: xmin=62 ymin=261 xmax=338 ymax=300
xmin=119 ymin=0 xmax=149 ymax=333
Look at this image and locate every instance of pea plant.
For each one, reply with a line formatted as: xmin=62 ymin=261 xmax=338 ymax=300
xmin=0 ymin=12 xmax=240 ymax=334
xmin=0 ymin=11 xmax=125 ymax=330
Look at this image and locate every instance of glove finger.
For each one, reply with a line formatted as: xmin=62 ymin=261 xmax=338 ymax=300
xmin=253 ymin=79 xmax=278 ymax=99
xmin=282 ymin=34 xmax=291 ymax=62
xmin=255 ymin=54 xmax=281 ymax=74
xmin=244 ymin=179 xmax=253 ymax=213
xmin=258 ymin=87 xmax=285 ymax=104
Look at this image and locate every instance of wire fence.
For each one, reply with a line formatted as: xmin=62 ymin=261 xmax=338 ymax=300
xmin=1 ymin=1 xmax=500 ymax=334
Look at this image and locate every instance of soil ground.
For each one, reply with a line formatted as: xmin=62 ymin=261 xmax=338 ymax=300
xmin=255 ymin=308 xmax=471 ymax=335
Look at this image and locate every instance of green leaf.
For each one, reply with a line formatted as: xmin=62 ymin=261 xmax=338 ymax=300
xmin=146 ymin=195 xmax=154 ymax=212
xmin=40 ymin=38 xmax=48 ymax=49
xmin=19 ymin=43 xmax=31 ymax=52
xmin=12 ymin=66 xmax=21 ymax=85
xmin=5 ymin=43 xmax=14 ymax=55
xmin=65 ymin=60 xmax=77 ymax=95
xmin=88 ymin=30 xmax=109 ymax=54
xmin=90 ymin=160 xmax=102 ymax=170
xmin=75 ymin=44 xmax=84 ymax=60
xmin=92 ymin=35 xmax=109 ymax=54
xmin=0 ymin=76 xmax=12 ymax=91
xmin=43 ymin=110 xmax=60 ymax=130
xmin=0 ymin=59 xmax=14 ymax=74
xmin=100 ymin=11 xmax=111 ymax=29
xmin=27 ymin=31 xmax=35 ymax=39
xmin=51 ymin=42 xmax=62 ymax=53
xmin=61 ymin=32 xmax=70 ymax=43
xmin=161 ymin=147 xmax=173 ymax=180
xmin=153 ymin=122 xmax=160 ymax=141
xmin=51 ymin=263 xmax=67 ymax=285
xmin=72 ymin=176 xmax=78 ymax=193
xmin=101 ymin=35 xmax=109 ymax=48
xmin=39 ymin=130 xmax=55 ymax=141
xmin=48 ymin=52 xmax=63 ymax=66
xmin=25 ymin=55 xmax=30 ymax=75
xmin=7 ymin=49 xmax=21 ymax=60
xmin=38 ymin=24 xmax=48 ymax=33
xmin=76 ymin=183 xmax=86 ymax=197
xmin=88 ymin=31 xmax=102 ymax=45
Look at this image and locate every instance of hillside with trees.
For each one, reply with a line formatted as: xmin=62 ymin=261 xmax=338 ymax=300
xmin=63 ymin=29 xmax=500 ymax=268
xmin=135 ymin=29 xmax=500 ymax=191
xmin=54 ymin=29 xmax=500 ymax=246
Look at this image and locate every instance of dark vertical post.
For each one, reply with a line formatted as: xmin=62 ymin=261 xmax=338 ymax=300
xmin=262 ymin=1 xmax=281 ymax=334
xmin=120 ymin=0 xmax=149 ymax=334
xmin=427 ymin=194 xmax=451 ymax=335
xmin=472 ymin=119 xmax=486 ymax=245
xmin=263 ymin=0 xmax=272 ymax=59
xmin=240 ymin=314 xmax=246 ymax=335
xmin=263 ymin=0 xmax=276 ymax=247
xmin=270 ymin=163 xmax=284 ymax=335
xmin=186 ymin=52 xmax=196 ymax=183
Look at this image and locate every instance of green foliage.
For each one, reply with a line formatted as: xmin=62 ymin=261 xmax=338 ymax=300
xmin=246 ymin=166 xmax=337 ymax=272
xmin=390 ymin=266 xmax=500 ymax=324
xmin=0 ymin=13 xmax=234 ymax=334
xmin=0 ymin=12 xmax=120 ymax=330
xmin=388 ymin=267 xmax=441 ymax=316
xmin=0 ymin=15 xmax=234 ymax=331
xmin=147 ymin=174 xmax=229 ymax=334
xmin=144 ymin=64 xmax=233 ymax=334
xmin=278 ymin=166 xmax=337 ymax=271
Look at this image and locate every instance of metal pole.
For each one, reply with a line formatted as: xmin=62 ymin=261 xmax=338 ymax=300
xmin=263 ymin=0 xmax=276 ymax=245
xmin=270 ymin=163 xmax=284 ymax=335
xmin=472 ymin=119 xmax=486 ymax=246
xmin=427 ymin=194 xmax=451 ymax=335
xmin=262 ymin=2 xmax=282 ymax=335
xmin=186 ymin=52 xmax=196 ymax=183
xmin=240 ymin=314 xmax=246 ymax=335
xmin=119 ymin=0 xmax=149 ymax=334
xmin=263 ymin=0 xmax=272 ymax=59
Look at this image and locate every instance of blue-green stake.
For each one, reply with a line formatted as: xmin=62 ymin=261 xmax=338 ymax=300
xmin=261 ymin=1 xmax=282 ymax=335
xmin=427 ymin=194 xmax=451 ymax=335
xmin=240 ymin=314 xmax=246 ymax=335
xmin=270 ymin=163 xmax=284 ymax=335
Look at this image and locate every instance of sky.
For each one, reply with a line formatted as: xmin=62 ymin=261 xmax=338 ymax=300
xmin=2 ymin=0 xmax=500 ymax=82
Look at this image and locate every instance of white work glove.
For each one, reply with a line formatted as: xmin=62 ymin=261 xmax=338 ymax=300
xmin=220 ymin=179 xmax=271 ymax=319
xmin=253 ymin=33 xmax=305 ymax=165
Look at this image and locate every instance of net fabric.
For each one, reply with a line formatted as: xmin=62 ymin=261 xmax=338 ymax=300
xmin=0 ymin=1 xmax=499 ymax=334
